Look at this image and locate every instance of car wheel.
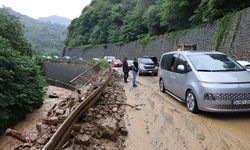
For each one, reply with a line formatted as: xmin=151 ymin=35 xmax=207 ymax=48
xmin=154 ymin=73 xmax=158 ymax=76
xmin=159 ymin=79 xmax=165 ymax=93
xmin=186 ymin=90 xmax=199 ymax=114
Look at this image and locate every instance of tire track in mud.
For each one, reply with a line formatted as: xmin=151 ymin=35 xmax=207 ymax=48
xmin=122 ymin=71 xmax=250 ymax=150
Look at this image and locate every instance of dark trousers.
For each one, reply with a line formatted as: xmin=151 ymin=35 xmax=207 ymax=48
xmin=124 ymin=71 xmax=129 ymax=82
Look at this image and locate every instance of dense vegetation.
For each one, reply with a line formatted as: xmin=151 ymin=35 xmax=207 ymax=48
xmin=0 ymin=9 xmax=32 ymax=56
xmin=65 ymin=0 xmax=250 ymax=48
xmin=0 ymin=10 xmax=46 ymax=133
xmin=1 ymin=8 xmax=67 ymax=56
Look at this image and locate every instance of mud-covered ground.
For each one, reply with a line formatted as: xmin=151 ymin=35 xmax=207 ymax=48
xmin=2 ymin=68 xmax=250 ymax=150
xmin=120 ymin=68 xmax=250 ymax=150
xmin=0 ymin=71 xmax=128 ymax=150
xmin=0 ymin=86 xmax=72 ymax=149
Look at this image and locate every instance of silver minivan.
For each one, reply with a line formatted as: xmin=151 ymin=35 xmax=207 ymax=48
xmin=159 ymin=51 xmax=250 ymax=113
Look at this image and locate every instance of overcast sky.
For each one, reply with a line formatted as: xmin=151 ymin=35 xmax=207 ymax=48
xmin=1 ymin=0 xmax=92 ymax=19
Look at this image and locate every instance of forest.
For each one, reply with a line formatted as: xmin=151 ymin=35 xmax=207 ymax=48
xmin=0 ymin=9 xmax=46 ymax=133
xmin=65 ymin=0 xmax=250 ymax=49
xmin=0 ymin=8 xmax=67 ymax=56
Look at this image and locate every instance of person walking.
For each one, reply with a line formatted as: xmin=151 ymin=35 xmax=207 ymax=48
xmin=132 ymin=57 xmax=138 ymax=87
xmin=122 ymin=57 xmax=129 ymax=83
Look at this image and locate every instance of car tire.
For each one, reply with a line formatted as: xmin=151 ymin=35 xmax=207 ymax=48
xmin=186 ymin=90 xmax=199 ymax=114
xmin=159 ymin=78 xmax=165 ymax=93
xmin=154 ymin=73 xmax=158 ymax=76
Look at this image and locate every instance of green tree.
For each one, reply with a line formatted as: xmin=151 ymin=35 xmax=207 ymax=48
xmin=159 ymin=0 xmax=200 ymax=31
xmin=142 ymin=4 xmax=161 ymax=35
xmin=0 ymin=36 xmax=46 ymax=133
xmin=190 ymin=0 xmax=250 ymax=26
xmin=65 ymin=0 xmax=250 ymax=48
xmin=0 ymin=9 xmax=32 ymax=56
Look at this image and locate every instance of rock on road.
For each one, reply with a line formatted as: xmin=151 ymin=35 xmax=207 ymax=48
xmin=118 ymin=68 xmax=250 ymax=150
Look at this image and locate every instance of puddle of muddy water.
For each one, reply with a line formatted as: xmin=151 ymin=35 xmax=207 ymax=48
xmin=0 ymin=86 xmax=72 ymax=149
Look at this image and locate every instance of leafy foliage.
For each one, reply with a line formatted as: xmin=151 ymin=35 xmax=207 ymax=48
xmin=190 ymin=0 xmax=250 ymax=26
xmin=214 ymin=14 xmax=231 ymax=50
xmin=0 ymin=36 xmax=46 ymax=133
xmin=0 ymin=9 xmax=32 ymax=56
xmin=96 ymin=59 xmax=111 ymax=70
xmin=65 ymin=0 xmax=250 ymax=48
xmin=0 ymin=10 xmax=46 ymax=134
xmin=1 ymin=8 xmax=67 ymax=56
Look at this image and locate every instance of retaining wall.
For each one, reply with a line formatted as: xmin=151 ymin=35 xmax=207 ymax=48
xmin=42 ymin=61 xmax=92 ymax=84
xmin=65 ymin=7 xmax=250 ymax=61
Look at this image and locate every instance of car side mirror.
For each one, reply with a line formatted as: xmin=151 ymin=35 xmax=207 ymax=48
xmin=177 ymin=65 xmax=185 ymax=72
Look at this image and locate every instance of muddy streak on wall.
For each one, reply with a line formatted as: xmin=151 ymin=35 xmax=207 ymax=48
xmin=65 ymin=8 xmax=250 ymax=61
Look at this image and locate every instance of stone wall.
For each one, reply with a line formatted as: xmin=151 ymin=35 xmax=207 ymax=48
xmin=65 ymin=8 xmax=250 ymax=61
xmin=42 ymin=61 xmax=91 ymax=84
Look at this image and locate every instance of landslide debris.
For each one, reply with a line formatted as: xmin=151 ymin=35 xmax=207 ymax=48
xmin=8 ymin=70 xmax=128 ymax=150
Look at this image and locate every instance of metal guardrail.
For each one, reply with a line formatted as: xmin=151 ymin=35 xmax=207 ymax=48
xmin=69 ymin=64 xmax=101 ymax=86
xmin=42 ymin=65 xmax=112 ymax=150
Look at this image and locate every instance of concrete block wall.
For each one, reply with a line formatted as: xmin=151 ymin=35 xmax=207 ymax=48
xmin=42 ymin=61 xmax=91 ymax=84
xmin=65 ymin=8 xmax=250 ymax=61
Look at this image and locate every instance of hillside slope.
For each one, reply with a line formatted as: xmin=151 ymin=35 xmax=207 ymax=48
xmin=38 ymin=15 xmax=71 ymax=26
xmin=1 ymin=8 xmax=67 ymax=55
xmin=65 ymin=0 xmax=250 ymax=49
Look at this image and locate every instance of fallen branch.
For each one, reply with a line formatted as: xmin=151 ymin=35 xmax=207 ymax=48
xmin=5 ymin=129 xmax=27 ymax=143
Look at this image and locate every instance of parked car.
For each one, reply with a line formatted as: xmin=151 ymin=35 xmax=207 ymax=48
xmin=138 ymin=58 xmax=158 ymax=76
xmin=53 ymin=55 xmax=59 ymax=59
xmin=62 ymin=56 xmax=71 ymax=60
xmin=76 ymin=57 xmax=83 ymax=61
xmin=127 ymin=60 xmax=134 ymax=70
xmin=143 ymin=56 xmax=159 ymax=66
xmin=237 ymin=60 xmax=250 ymax=71
xmin=93 ymin=58 xmax=100 ymax=61
xmin=72 ymin=56 xmax=79 ymax=59
xmin=104 ymin=56 xmax=116 ymax=63
xmin=159 ymin=51 xmax=250 ymax=113
xmin=110 ymin=59 xmax=122 ymax=67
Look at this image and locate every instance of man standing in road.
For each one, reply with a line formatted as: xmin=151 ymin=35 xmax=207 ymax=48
xmin=132 ymin=57 xmax=138 ymax=87
xmin=122 ymin=57 xmax=129 ymax=83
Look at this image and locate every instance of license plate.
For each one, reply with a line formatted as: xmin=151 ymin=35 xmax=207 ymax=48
xmin=233 ymin=100 xmax=250 ymax=105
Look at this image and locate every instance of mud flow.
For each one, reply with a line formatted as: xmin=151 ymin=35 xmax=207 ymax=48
xmin=120 ymin=68 xmax=250 ymax=150
xmin=0 ymin=71 xmax=128 ymax=150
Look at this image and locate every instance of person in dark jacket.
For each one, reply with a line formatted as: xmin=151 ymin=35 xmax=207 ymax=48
xmin=132 ymin=57 xmax=138 ymax=87
xmin=122 ymin=57 xmax=129 ymax=83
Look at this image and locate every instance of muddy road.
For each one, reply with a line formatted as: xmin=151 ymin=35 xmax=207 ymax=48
xmin=122 ymin=70 xmax=250 ymax=150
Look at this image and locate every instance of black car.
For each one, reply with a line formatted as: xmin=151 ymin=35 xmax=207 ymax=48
xmin=143 ymin=56 xmax=159 ymax=66
xmin=138 ymin=58 xmax=158 ymax=76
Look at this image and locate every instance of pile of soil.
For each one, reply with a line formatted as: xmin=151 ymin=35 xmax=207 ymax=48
xmin=64 ymin=71 xmax=128 ymax=150
xmin=10 ymin=70 xmax=128 ymax=150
